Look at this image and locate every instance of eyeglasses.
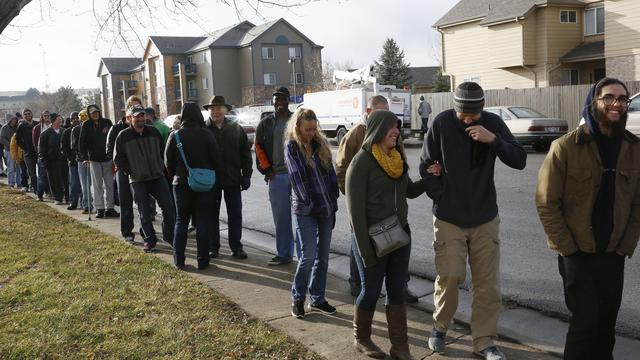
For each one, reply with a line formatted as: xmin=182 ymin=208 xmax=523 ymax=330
xmin=597 ymin=95 xmax=631 ymax=106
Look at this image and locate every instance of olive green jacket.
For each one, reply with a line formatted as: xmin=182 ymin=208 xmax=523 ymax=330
xmin=536 ymin=125 xmax=640 ymax=257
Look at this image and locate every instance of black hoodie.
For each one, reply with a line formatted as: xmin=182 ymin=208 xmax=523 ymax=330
xmin=165 ymin=103 xmax=222 ymax=186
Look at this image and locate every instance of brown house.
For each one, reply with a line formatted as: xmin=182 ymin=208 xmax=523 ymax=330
xmin=434 ymin=0 xmax=640 ymax=90
xmin=98 ymin=18 xmax=323 ymax=119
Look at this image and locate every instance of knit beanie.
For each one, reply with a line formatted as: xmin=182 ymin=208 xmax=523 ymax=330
xmin=453 ymin=82 xmax=484 ymax=114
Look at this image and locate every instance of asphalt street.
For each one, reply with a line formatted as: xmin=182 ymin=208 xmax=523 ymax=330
xmin=235 ymin=142 xmax=640 ymax=339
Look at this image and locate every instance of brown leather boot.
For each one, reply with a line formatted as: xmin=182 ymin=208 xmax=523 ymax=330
xmin=353 ymin=307 xmax=386 ymax=358
xmin=386 ymin=304 xmax=415 ymax=360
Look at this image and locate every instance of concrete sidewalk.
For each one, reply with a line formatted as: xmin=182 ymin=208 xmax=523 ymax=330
xmin=9 ymin=184 xmax=640 ymax=359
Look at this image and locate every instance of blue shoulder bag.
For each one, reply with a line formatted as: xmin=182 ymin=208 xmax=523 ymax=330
xmin=174 ymin=131 xmax=216 ymax=192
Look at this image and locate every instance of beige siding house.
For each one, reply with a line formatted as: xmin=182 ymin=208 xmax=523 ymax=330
xmin=96 ymin=58 xmax=144 ymax=120
xmin=435 ymin=0 xmax=639 ymax=90
xmin=98 ymin=18 xmax=323 ymax=119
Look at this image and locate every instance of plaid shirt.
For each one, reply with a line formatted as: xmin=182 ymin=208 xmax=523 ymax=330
xmin=284 ymin=140 xmax=338 ymax=217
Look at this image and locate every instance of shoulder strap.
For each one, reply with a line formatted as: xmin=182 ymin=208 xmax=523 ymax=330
xmin=174 ymin=130 xmax=191 ymax=171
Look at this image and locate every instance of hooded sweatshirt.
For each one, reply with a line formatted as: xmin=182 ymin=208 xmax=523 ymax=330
xmin=345 ymin=110 xmax=425 ymax=268
xmin=582 ymin=83 xmax=623 ymax=253
xmin=419 ymin=109 xmax=527 ymax=228
xmin=165 ymin=103 xmax=222 ymax=186
xmin=78 ymin=105 xmax=113 ymax=162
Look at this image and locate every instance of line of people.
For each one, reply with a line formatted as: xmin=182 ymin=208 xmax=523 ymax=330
xmin=2 ymin=78 xmax=634 ymax=360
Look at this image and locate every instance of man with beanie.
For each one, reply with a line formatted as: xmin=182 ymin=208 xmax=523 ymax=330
xmin=204 ymin=95 xmax=252 ymax=260
xmin=79 ymin=105 xmax=118 ymax=218
xmin=420 ymin=82 xmax=526 ymax=359
xmin=15 ymin=108 xmax=38 ymax=194
xmin=62 ymin=111 xmax=81 ymax=210
xmin=536 ymin=78 xmax=640 ymax=359
xmin=255 ymin=86 xmax=300 ymax=265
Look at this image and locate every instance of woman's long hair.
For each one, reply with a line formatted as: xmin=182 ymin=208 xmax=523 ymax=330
xmin=284 ymin=108 xmax=332 ymax=169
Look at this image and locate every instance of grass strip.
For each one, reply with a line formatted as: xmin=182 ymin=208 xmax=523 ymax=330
xmin=0 ymin=186 xmax=322 ymax=359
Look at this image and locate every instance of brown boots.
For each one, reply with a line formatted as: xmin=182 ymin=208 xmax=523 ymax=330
xmin=353 ymin=307 xmax=385 ymax=358
xmin=386 ymin=304 xmax=415 ymax=360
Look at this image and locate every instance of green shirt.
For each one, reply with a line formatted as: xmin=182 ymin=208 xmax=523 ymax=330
xmin=153 ymin=119 xmax=171 ymax=146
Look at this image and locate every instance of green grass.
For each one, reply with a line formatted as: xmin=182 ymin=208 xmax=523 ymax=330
xmin=0 ymin=186 xmax=322 ymax=359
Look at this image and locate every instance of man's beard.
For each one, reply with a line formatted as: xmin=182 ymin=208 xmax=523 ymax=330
xmin=594 ymin=105 xmax=627 ymax=137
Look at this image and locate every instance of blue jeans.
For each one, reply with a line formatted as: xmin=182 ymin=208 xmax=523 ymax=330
xmin=131 ymin=177 xmax=175 ymax=246
xmin=349 ymin=229 xmax=361 ymax=288
xmin=173 ymin=184 xmax=214 ymax=267
xmin=19 ymin=161 xmax=28 ymax=187
xmin=116 ymin=171 xmax=135 ymax=237
xmin=36 ymin=158 xmax=50 ymax=197
xmin=291 ymin=214 xmax=334 ymax=304
xmin=211 ymin=186 xmax=244 ymax=253
xmin=353 ymin=225 xmax=411 ymax=312
xmin=4 ymin=149 xmax=19 ymax=187
xmin=68 ymin=163 xmax=82 ymax=206
xmin=268 ymin=173 xmax=299 ymax=260
xmin=78 ymin=162 xmax=92 ymax=209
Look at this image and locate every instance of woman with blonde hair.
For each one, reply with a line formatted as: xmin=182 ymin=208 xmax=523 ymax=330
xmin=284 ymin=108 xmax=339 ymax=319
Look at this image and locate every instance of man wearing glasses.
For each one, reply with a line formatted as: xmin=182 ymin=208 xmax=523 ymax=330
xmin=537 ymin=77 xmax=640 ymax=359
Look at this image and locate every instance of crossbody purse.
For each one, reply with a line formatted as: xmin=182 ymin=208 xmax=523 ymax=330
xmin=174 ymin=131 xmax=216 ymax=192
xmin=367 ymin=183 xmax=410 ymax=257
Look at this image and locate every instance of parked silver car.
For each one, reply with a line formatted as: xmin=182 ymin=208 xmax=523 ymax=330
xmin=485 ymin=106 xmax=568 ymax=152
xmin=625 ymin=92 xmax=640 ymax=135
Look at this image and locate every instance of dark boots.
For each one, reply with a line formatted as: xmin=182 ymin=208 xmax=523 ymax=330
xmin=386 ymin=304 xmax=415 ymax=360
xmin=353 ymin=307 xmax=385 ymax=358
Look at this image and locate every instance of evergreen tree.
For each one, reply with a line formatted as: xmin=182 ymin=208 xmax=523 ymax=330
xmin=374 ymin=38 xmax=411 ymax=88
xmin=432 ymin=69 xmax=451 ymax=92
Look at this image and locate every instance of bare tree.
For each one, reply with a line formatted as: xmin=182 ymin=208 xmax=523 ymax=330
xmin=1 ymin=0 xmax=322 ymax=50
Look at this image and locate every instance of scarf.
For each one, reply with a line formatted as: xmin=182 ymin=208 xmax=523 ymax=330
xmin=371 ymin=143 xmax=404 ymax=179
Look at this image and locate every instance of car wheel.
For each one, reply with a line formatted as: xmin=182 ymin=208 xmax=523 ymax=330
xmin=533 ymin=142 xmax=550 ymax=152
xmin=336 ymin=127 xmax=347 ymax=144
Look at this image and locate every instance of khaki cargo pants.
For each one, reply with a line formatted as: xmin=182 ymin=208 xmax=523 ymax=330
xmin=432 ymin=216 xmax=502 ymax=353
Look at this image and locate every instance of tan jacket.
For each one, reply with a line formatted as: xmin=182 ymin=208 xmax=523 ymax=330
xmin=536 ymin=125 xmax=640 ymax=257
xmin=336 ymin=123 xmax=366 ymax=194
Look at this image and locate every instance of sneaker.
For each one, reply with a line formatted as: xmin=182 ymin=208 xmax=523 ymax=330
xmin=105 ymin=208 xmax=120 ymax=218
xmin=54 ymin=200 xmax=63 ymax=205
xmin=268 ymin=256 xmax=292 ymax=266
xmin=197 ymin=262 xmax=209 ymax=270
xmin=142 ymin=242 xmax=155 ymax=252
xmin=123 ymin=235 xmax=135 ymax=243
xmin=20 ymin=187 xmax=28 ymax=193
xmin=428 ymin=328 xmax=446 ymax=353
xmin=291 ymin=300 xmax=305 ymax=318
xmin=404 ymin=286 xmax=419 ymax=303
xmin=232 ymin=250 xmax=248 ymax=259
xmin=209 ymin=249 xmax=219 ymax=259
xmin=37 ymin=196 xmax=43 ymax=201
xmin=96 ymin=209 xmax=105 ymax=218
xmin=474 ymin=346 xmax=507 ymax=360
xmin=308 ymin=301 xmax=336 ymax=314
xmin=82 ymin=208 xmax=90 ymax=214
xmin=67 ymin=204 xmax=77 ymax=210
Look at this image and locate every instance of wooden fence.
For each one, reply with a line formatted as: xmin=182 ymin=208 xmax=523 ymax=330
xmin=412 ymin=81 xmax=640 ymax=130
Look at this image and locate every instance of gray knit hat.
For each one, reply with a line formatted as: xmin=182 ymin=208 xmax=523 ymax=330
xmin=453 ymin=82 xmax=484 ymax=114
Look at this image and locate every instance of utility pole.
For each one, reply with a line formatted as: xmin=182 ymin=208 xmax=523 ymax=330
xmin=39 ymin=43 xmax=50 ymax=93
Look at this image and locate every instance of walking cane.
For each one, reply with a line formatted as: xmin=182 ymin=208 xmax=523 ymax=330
xmin=86 ymin=162 xmax=92 ymax=221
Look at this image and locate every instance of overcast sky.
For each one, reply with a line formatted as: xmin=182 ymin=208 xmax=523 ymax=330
xmin=0 ymin=0 xmax=459 ymax=92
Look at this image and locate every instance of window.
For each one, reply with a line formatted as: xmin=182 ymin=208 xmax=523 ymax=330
xmin=560 ymin=10 xmax=577 ymax=23
xmin=585 ymin=7 xmax=604 ymax=35
xmin=288 ymin=47 xmax=301 ymax=59
xmin=262 ymin=47 xmax=274 ymax=59
xmin=290 ymin=73 xmax=303 ymax=84
xmin=563 ymin=69 xmax=579 ymax=85
xmin=202 ymin=52 xmax=208 ymax=64
xmin=153 ymin=58 xmax=161 ymax=85
xmin=202 ymin=77 xmax=209 ymax=89
xmin=187 ymin=80 xmax=196 ymax=89
xmin=186 ymin=55 xmax=193 ymax=65
xmin=264 ymin=73 xmax=276 ymax=85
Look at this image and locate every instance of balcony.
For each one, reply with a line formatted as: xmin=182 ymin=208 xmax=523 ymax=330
xmin=172 ymin=64 xmax=197 ymax=76
xmin=118 ymin=80 xmax=139 ymax=92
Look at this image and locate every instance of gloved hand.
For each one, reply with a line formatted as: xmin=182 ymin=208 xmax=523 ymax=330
xmin=241 ymin=176 xmax=251 ymax=191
